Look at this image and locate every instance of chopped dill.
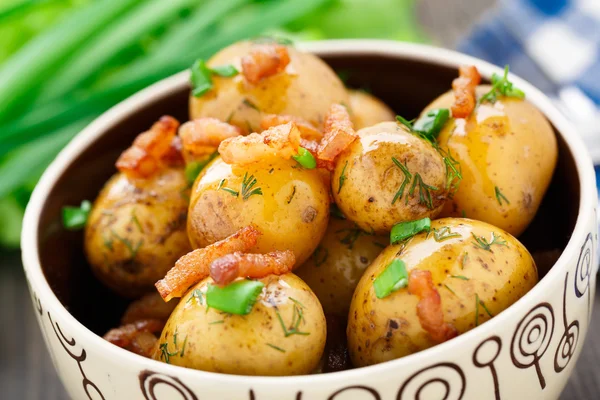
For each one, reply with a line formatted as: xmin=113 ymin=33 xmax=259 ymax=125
xmin=471 ymin=232 xmax=507 ymax=252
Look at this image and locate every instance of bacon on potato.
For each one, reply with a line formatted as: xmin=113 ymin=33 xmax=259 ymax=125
xmin=451 ymin=65 xmax=481 ymax=118
xmin=317 ymin=104 xmax=357 ymax=162
xmin=210 ymin=250 xmax=295 ymax=286
xmin=241 ymin=44 xmax=290 ymax=84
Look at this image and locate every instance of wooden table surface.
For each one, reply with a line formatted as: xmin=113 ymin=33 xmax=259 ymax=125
xmin=1 ymin=0 xmax=599 ymax=398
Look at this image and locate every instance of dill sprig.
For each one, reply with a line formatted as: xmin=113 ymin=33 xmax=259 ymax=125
xmin=478 ymin=65 xmax=525 ymax=104
xmin=408 ymin=173 xmax=438 ymax=209
xmin=471 ymin=232 xmax=507 ymax=252
xmin=275 ymin=301 xmax=310 ymax=337
xmin=494 ymin=186 xmax=510 ymax=206
xmin=266 ymin=343 xmax=286 ymax=352
xmin=438 ymin=147 xmax=462 ymax=195
xmin=433 ymin=226 xmax=461 ymax=242
xmin=336 ymin=226 xmax=371 ymax=250
xmin=338 ymin=161 xmax=348 ymax=194
xmin=391 ymin=157 xmax=412 ymax=204
xmin=186 ymin=289 xmax=204 ymax=306
xmin=158 ymin=331 xmax=187 ymax=364
xmin=241 ymin=172 xmax=263 ymax=200
xmin=110 ymin=229 xmax=142 ymax=260
xmin=217 ymin=179 xmax=239 ymax=197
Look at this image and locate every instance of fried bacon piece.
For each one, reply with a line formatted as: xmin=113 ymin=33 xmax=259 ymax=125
xmin=210 ymin=250 xmax=295 ymax=286
xmin=451 ymin=65 xmax=481 ymax=118
xmin=103 ymin=319 xmax=164 ymax=357
xmin=116 ymin=116 xmax=180 ymax=179
xmin=317 ymin=104 xmax=357 ymax=162
xmin=155 ymin=226 xmax=261 ymax=301
xmin=121 ymin=292 xmax=178 ymax=325
xmin=218 ymin=122 xmax=301 ymax=166
xmin=300 ymin=138 xmax=335 ymax=172
xmin=242 ymin=44 xmax=290 ymax=84
xmin=408 ymin=269 xmax=458 ymax=343
xmin=260 ymin=114 xmax=323 ymax=141
xmin=179 ymin=118 xmax=241 ymax=163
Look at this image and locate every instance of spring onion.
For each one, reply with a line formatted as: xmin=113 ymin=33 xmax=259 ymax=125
xmin=190 ymin=59 xmax=213 ymax=97
xmin=210 ymin=65 xmax=239 ymax=77
xmin=62 ymin=200 xmax=91 ymax=230
xmin=206 ymin=279 xmax=265 ymax=315
xmin=292 ymin=147 xmax=317 ymax=169
xmin=390 ymin=217 xmax=431 ymax=244
xmin=413 ymin=108 xmax=449 ymax=139
xmin=373 ymin=259 xmax=408 ymax=299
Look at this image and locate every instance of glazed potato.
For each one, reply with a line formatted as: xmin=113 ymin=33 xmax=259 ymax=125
xmin=428 ymin=87 xmax=557 ymax=236
xmin=348 ymin=218 xmax=537 ymax=367
xmin=189 ymin=41 xmax=349 ymax=133
xmin=188 ymin=157 xmax=329 ymax=265
xmin=153 ymin=274 xmax=326 ymax=375
xmin=332 ymin=121 xmax=449 ymax=234
xmin=348 ymin=90 xmax=395 ymax=129
xmin=85 ymin=168 xmax=191 ymax=297
xmin=296 ymin=217 xmax=387 ymax=316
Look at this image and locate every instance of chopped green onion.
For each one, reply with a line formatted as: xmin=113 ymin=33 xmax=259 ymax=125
xmin=206 ymin=279 xmax=265 ymax=315
xmin=390 ymin=218 xmax=431 ymax=244
xmin=62 ymin=200 xmax=92 ymax=230
xmin=292 ymin=147 xmax=316 ymax=169
xmin=373 ymin=259 xmax=408 ymax=299
xmin=190 ymin=59 xmax=213 ymax=97
xmin=210 ymin=65 xmax=239 ymax=77
xmin=413 ymin=108 xmax=450 ymax=139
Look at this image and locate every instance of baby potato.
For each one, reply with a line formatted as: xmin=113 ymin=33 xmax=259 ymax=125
xmin=153 ymin=274 xmax=326 ymax=376
xmin=332 ymin=121 xmax=449 ymax=234
xmin=348 ymin=90 xmax=395 ymax=129
xmin=189 ymin=41 xmax=349 ymax=133
xmin=428 ymin=87 xmax=557 ymax=236
xmin=347 ymin=218 xmax=537 ymax=367
xmin=85 ymin=168 xmax=191 ymax=297
xmin=296 ymin=217 xmax=387 ymax=316
xmin=188 ymin=157 xmax=329 ymax=265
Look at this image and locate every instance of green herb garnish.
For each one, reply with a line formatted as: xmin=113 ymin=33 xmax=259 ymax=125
xmin=391 ymin=157 xmax=412 ymax=205
xmin=62 ymin=200 xmax=91 ymax=230
xmin=131 ymin=209 xmax=142 ymax=232
xmin=158 ymin=331 xmax=187 ymax=364
xmin=186 ymin=289 xmax=204 ymax=306
xmin=185 ymin=152 xmax=218 ymax=186
xmin=275 ymin=300 xmax=309 ymax=337
xmin=241 ymin=172 xmax=263 ymax=200
xmin=413 ymin=108 xmax=450 ymax=139
xmin=451 ymin=275 xmax=470 ymax=281
xmin=479 ymin=297 xmax=493 ymax=318
xmin=190 ymin=59 xmax=238 ymax=97
xmin=433 ymin=226 xmax=461 ymax=242
xmin=471 ymin=232 xmax=507 ymax=252
xmin=444 ymin=284 xmax=457 ymax=296
xmin=292 ymin=146 xmax=316 ymax=169
xmin=373 ymin=259 xmax=408 ymax=299
xmin=210 ymin=65 xmax=239 ymax=77
xmin=439 ymin=147 xmax=462 ymax=195
xmin=338 ymin=161 xmax=348 ymax=194
xmin=217 ymin=179 xmax=239 ymax=197
xmin=209 ymin=320 xmax=225 ymax=325
xmin=266 ymin=343 xmax=286 ymax=352
xmin=206 ymin=279 xmax=265 ymax=315
xmin=242 ymin=98 xmax=260 ymax=111
xmin=494 ymin=186 xmax=510 ymax=206
xmin=110 ymin=229 xmax=142 ymax=260
xmin=461 ymin=252 xmax=468 ymax=269
xmin=408 ymin=173 xmax=438 ymax=209
xmin=337 ymin=226 xmax=370 ymax=249
xmin=396 ymin=115 xmax=415 ymax=131
xmin=390 ymin=218 xmax=431 ymax=244
xmin=478 ymin=65 xmax=525 ymax=104
xmin=313 ymin=246 xmax=328 ymax=267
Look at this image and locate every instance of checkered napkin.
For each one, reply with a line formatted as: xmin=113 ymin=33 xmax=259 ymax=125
xmin=458 ymin=0 xmax=600 ymax=175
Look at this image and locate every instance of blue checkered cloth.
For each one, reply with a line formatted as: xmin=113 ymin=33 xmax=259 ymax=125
xmin=458 ymin=0 xmax=600 ymax=173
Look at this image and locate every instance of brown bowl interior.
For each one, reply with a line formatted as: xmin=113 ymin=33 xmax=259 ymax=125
xmin=36 ymin=53 xmax=580 ymax=336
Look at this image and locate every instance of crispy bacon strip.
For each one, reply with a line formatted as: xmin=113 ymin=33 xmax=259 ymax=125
xmin=179 ymin=118 xmax=241 ymax=162
xmin=408 ymin=269 xmax=458 ymax=343
xmin=103 ymin=319 xmax=164 ymax=357
xmin=242 ymin=44 xmax=290 ymax=84
xmin=218 ymin=122 xmax=301 ymax=166
xmin=210 ymin=250 xmax=295 ymax=286
xmin=451 ymin=65 xmax=481 ymax=118
xmin=261 ymin=114 xmax=323 ymax=141
xmin=300 ymin=138 xmax=335 ymax=172
xmin=155 ymin=226 xmax=261 ymax=301
xmin=121 ymin=292 xmax=178 ymax=325
xmin=160 ymin=136 xmax=185 ymax=167
xmin=317 ymin=104 xmax=357 ymax=162
xmin=116 ymin=116 xmax=180 ymax=179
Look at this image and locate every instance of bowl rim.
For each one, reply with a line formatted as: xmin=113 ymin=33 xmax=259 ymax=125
xmin=21 ymin=39 xmax=597 ymax=385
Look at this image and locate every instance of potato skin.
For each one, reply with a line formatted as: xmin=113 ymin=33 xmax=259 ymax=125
xmin=347 ymin=218 xmax=537 ymax=367
xmin=429 ymin=88 xmax=557 ymax=236
xmin=349 ymin=90 xmax=395 ymax=130
xmin=189 ymin=41 xmax=349 ymax=133
xmin=85 ymin=168 xmax=191 ymax=297
xmin=332 ymin=121 xmax=449 ymax=234
xmin=296 ymin=217 xmax=387 ymax=317
xmin=153 ymin=274 xmax=326 ymax=376
xmin=188 ymin=157 xmax=330 ymax=265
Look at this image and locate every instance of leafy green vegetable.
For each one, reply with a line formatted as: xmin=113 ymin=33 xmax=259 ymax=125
xmin=413 ymin=108 xmax=449 ymax=139
xmin=62 ymin=200 xmax=91 ymax=230
xmin=206 ymin=279 xmax=265 ymax=315
xmin=390 ymin=218 xmax=430 ymax=244
xmin=373 ymin=259 xmax=408 ymax=299
xmin=478 ymin=65 xmax=525 ymax=104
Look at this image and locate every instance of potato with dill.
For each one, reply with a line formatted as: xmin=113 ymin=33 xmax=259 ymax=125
xmin=347 ymin=217 xmax=537 ymax=367
xmin=85 ymin=117 xmax=191 ymax=297
xmin=296 ymin=216 xmax=387 ymax=317
xmin=189 ymin=40 xmax=349 ymax=134
xmin=152 ymin=274 xmax=326 ymax=376
xmin=348 ymin=89 xmax=395 ymax=129
xmin=426 ymin=66 xmax=557 ymax=236
xmin=332 ymin=121 xmax=449 ymax=234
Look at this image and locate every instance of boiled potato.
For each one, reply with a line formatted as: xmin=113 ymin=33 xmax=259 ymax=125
xmin=332 ymin=121 xmax=449 ymax=233
xmin=153 ymin=274 xmax=326 ymax=375
xmin=347 ymin=218 xmax=537 ymax=367
xmin=85 ymin=168 xmax=191 ymax=297
xmin=349 ymin=90 xmax=395 ymax=129
xmin=189 ymin=41 xmax=349 ymax=133
xmin=188 ymin=156 xmax=329 ymax=265
xmin=296 ymin=217 xmax=387 ymax=316
xmin=427 ymin=87 xmax=557 ymax=236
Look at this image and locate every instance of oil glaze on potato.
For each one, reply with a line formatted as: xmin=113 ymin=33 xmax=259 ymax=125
xmin=297 ymin=217 xmax=387 ymax=316
xmin=348 ymin=90 xmax=395 ymax=129
xmin=85 ymin=168 xmax=191 ymax=297
xmin=189 ymin=41 xmax=349 ymax=133
xmin=332 ymin=121 xmax=449 ymax=233
xmin=153 ymin=274 xmax=326 ymax=376
xmin=188 ymin=157 xmax=329 ymax=265
xmin=428 ymin=87 xmax=557 ymax=236
xmin=347 ymin=218 xmax=537 ymax=367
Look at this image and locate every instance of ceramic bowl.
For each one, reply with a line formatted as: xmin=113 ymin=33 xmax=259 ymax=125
xmin=22 ymin=40 xmax=598 ymax=400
